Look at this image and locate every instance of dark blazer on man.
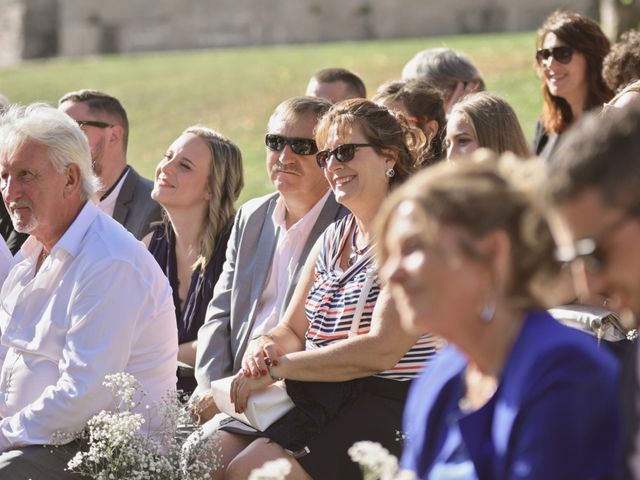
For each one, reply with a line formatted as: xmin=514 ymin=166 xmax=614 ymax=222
xmin=194 ymin=191 xmax=347 ymax=395
xmin=112 ymin=166 xmax=162 ymax=240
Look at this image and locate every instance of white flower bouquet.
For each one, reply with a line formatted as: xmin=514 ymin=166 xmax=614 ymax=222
xmin=55 ymin=372 xmax=218 ymax=480
xmin=248 ymin=458 xmax=292 ymax=480
xmin=349 ymin=440 xmax=400 ymax=480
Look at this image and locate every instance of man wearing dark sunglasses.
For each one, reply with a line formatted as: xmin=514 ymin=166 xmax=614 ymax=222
xmin=58 ymin=89 xmax=161 ymax=241
xmin=193 ymin=96 xmax=348 ymax=420
xmin=545 ymin=107 xmax=640 ymax=480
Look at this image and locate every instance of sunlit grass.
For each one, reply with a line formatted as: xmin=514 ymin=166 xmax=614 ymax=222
xmin=0 ymin=31 xmax=541 ymax=203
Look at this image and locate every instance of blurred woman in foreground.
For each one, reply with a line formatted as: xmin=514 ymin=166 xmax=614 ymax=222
xmin=377 ymin=154 xmax=622 ymax=479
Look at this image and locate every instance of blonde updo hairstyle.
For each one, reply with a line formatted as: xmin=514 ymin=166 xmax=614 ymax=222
xmin=314 ymin=98 xmax=423 ymax=187
xmin=376 ymin=151 xmax=558 ymax=309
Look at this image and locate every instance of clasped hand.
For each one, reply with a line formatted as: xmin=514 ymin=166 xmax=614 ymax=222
xmin=191 ymin=337 xmax=285 ymax=422
xmin=241 ymin=335 xmax=284 ymax=378
xmin=229 ymin=370 xmax=274 ymax=413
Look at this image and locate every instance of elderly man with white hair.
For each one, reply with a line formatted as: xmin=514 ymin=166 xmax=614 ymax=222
xmin=0 ymin=104 xmax=177 ymax=478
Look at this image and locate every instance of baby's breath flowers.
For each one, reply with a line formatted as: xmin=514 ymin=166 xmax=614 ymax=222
xmin=248 ymin=458 xmax=292 ymax=480
xmin=54 ymin=372 xmax=218 ymax=480
xmin=348 ymin=441 xmax=399 ymax=480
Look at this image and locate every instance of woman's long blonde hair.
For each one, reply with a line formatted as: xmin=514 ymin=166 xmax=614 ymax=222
xmin=183 ymin=126 xmax=244 ymax=272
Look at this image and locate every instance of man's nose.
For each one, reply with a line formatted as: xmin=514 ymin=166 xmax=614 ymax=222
xmin=279 ymin=145 xmax=298 ymax=164
xmin=2 ymin=176 xmax=21 ymax=204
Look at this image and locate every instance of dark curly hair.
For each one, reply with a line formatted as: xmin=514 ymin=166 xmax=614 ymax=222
xmin=373 ymin=79 xmax=446 ymax=167
xmin=603 ymin=30 xmax=640 ymax=92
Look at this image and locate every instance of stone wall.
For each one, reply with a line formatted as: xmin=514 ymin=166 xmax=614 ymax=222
xmin=0 ymin=0 xmax=57 ymax=66
xmin=0 ymin=0 xmax=597 ymax=65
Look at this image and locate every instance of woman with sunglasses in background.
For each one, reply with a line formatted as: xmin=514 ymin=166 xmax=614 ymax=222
xmin=147 ymin=126 xmax=244 ymax=396
xmin=373 ymin=78 xmax=447 ymax=167
xmin=377 ymin=154 xmax=622 ymax=480
xmin=207 ymin=99 xmax=439 ymax=480
xmin=445 ymin=92 xmax=529 ymax=160
xmin=533 ymin=10 xmax=612 ymax=158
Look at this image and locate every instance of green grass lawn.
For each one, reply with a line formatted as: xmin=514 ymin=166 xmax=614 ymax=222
xmin=0 ymin=31 xmax=542 ymax=203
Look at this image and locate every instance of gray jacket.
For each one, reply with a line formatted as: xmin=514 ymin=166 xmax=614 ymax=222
xmin=194 ymin=191 xmax=347 ymax=395
xmin=113 ymin=166 xmax=162 ymax=240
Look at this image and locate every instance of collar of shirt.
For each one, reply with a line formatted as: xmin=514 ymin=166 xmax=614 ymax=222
xmin=271 ymin=189 xmax=330 ymax=233
xmin=97 ymin=167 xmax=130 ymax=217
xmin=19 ymin=201 xmax=98 ymax=263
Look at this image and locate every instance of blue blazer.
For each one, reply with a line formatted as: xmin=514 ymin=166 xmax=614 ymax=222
xmin=401 ymin=310 xmax=622 ymax=480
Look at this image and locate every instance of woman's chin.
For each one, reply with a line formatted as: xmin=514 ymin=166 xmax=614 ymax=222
xmin=398 ymin=310 xmax=426 ymax=335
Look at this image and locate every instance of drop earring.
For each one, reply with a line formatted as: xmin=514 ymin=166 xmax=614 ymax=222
xmin=479 ymin=298 xmax=496 ymax=324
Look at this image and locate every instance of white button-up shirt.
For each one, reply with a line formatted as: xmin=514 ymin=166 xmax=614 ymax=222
xmin=0 ymin=201 xmax=177 ymax=450
xmin=251 ymin=190 xmax=330 ymax=337
xmin=0 ymin=237 xmax=12 ymax=289
xmin=96 ymin=167 xmax=129 ymax=218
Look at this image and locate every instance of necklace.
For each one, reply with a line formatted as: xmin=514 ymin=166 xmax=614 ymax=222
xmin=348 ymin=224 xmax=374 ymax=267
xmin=39 ymin=248 xmax=48 ymax=263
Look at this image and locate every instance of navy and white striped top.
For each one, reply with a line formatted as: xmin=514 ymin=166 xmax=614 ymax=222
xmin=304 ymin=214 xmax=439 ymax=380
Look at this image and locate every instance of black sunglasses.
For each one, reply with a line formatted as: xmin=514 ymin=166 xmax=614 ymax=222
xmin=315 ymin=144 xmax=374 ymax=168
xmin=76 ymin=120 xmax=113 ymax=129
xmin=265 ymin=134 xmax=318 ymax=156
xmin=536 ymin=46 xmax=574 ymax=65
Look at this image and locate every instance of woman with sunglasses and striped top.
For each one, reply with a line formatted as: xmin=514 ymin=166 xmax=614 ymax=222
xmin=209 ymin=99 xmax=440 ymax=480
xmin=533 ymin=11 xmax=612 ymax=159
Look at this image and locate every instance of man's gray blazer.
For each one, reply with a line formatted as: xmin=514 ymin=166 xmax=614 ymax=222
xmin=113 ymin=166 xmax=162 ymax=240
xmin=194 ymin=191 xmax=347 ymax=394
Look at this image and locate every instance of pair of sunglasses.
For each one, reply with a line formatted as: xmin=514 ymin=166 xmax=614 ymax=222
xmin=554 ymin=212 xmax=634 ymax=274
xmin=265 ymin=134 xmax=318 ymax=156
xmin=315 ymin=144 xmax=374 ymax=168
xmin=535 ymin=46 xmax=574 ymax=65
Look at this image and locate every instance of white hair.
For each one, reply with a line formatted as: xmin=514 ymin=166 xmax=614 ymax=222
xmin=0 ymin=103 xmax=101 ymax=199
xmin=0 ymin=94 xmax=9 ymax=112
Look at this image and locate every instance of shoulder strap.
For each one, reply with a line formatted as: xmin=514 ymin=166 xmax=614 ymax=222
xmin=348 ymin=266 xmax=377 ymax=338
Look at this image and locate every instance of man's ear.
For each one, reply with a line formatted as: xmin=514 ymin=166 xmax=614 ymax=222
xmin=63 ymin=163 xmax=82 ymax=198
xmin=109 ymin=125 xmax=125 ymax=148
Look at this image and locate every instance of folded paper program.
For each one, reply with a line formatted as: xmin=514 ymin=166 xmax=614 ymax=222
xmin=210 ymin=376 xmax=294 ymax=431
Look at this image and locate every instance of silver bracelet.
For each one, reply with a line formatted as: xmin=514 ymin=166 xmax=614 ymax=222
xmin=264 ymin=358 xmax=283 ymax=382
